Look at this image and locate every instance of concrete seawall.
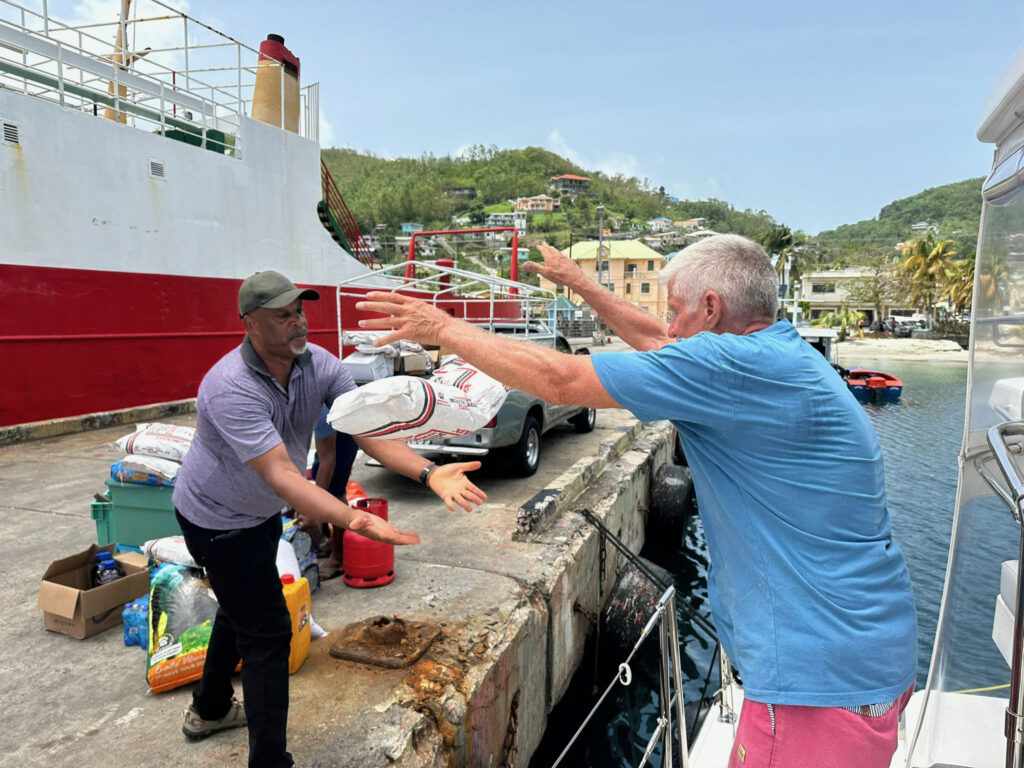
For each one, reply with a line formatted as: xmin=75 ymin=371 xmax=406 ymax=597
xmin=0 ymin=411 xmax=674 ymax=767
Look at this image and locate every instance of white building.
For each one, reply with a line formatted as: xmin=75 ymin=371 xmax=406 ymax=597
xmin=486 ymin=210 xmax=528 ymax=235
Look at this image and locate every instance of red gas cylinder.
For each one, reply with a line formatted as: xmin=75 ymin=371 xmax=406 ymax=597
xmin=343 ymin=497 xmax=395 ymax=588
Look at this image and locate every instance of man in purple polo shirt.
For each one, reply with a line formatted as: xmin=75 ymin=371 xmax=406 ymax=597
xmin=173 ymin=270 xmax=486 ymax=768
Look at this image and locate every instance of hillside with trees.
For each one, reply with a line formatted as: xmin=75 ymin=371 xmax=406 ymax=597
xmin=815 ymin=177 xmax=983 ymax=259
xmin=321 ymin=145 xmax=787 ymax=250
xmin=321 ymin=146 xmax=985 ymax=283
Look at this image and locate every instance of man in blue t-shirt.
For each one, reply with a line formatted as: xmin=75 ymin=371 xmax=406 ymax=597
xmin=356 ymin=235 xmax=917 ymax=768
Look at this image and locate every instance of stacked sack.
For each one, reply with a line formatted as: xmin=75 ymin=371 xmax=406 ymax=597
xmin=111 ymin=422 xmax=195 ymax=486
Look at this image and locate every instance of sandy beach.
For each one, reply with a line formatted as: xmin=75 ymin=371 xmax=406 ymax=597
xmin=836 ymin=337 xmax=969 ymax=364
xmin=836 ymin=335 xmax=1024 ymax=366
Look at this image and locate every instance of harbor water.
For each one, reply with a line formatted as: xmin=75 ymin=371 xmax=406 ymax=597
xmin=535 ymin=357 xmax=968 ymax=767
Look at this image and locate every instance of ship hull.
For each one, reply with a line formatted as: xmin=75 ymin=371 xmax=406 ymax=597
xmin=1 ymin=262 xmax=367 ymax=425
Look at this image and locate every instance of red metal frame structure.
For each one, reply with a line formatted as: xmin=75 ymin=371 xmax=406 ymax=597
xmin=404 ymin=228 xmax=520 ymax=286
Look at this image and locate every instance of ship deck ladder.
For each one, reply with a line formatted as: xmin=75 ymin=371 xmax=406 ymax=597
xmin=319 ymin=160 xmax=379 ymax=269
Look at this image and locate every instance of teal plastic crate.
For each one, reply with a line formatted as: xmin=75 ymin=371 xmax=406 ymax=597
xmin=91 ymin=479 xmax=180 ymax=547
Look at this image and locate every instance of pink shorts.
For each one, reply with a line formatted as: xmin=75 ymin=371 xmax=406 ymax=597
xmin=728 ymin=685 xmax=914 ymax=768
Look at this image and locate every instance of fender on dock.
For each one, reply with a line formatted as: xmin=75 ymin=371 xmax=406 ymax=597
xmin=647 ymin=463 xmax=695 ymax=550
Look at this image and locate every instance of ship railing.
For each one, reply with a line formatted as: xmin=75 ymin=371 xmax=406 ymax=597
xmin=0 ymin=0 xmax=320 ymax=156
xmin=333 ymin=259 xmax=558 ymax=352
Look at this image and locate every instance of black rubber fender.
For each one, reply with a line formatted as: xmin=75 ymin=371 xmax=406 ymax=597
xmin=648 ymin=463 xmax=695 ymax=550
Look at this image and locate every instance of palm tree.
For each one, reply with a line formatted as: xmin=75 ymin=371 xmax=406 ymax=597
xmin=978 ymin=248 xmax=1009 ymax=313
xmin=811 ymin=305 xmax=865 ymax=342
xmin=940 ymin=257 xmax=974 ymax=315
xmin=898 ymin=235 xmax=957 ymax=323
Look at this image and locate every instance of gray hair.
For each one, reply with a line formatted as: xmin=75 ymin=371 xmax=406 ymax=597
xmin=659 ymin=234 xmax=778 ymax=322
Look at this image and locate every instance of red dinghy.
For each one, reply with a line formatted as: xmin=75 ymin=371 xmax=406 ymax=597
xmin=845 ymin=368 xmax=904 ymax=403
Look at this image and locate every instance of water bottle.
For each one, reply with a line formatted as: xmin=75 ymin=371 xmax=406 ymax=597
xmin=93 ymin=552 xmax=112 ymax=587
xmin=95 ymin=556 xmax=124 ymax=586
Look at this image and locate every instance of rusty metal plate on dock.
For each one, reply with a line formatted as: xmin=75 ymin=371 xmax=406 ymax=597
xmin=329 ymin=616 xmax=442 ymax=669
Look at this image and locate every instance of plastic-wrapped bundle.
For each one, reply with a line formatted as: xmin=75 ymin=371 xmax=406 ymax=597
xmin=146 ymin=564 xmax=221 ymax=693
xmin=123 ymin=593 xmax=150 ymax=649
xmin=110 ymin=455 xmax=181 ymax=486
xmin=326 ymin=356 xmax=508 ymax=441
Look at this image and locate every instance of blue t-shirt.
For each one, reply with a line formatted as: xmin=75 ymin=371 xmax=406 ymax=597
xmin=173 ymin=339 xmax=355 ymax=529
xmin=592 ymin=321 xmax=917 ymax=707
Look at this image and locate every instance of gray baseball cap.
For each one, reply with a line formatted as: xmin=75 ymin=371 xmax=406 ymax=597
xmin=238 ymin=270 xmax=320 ymax=317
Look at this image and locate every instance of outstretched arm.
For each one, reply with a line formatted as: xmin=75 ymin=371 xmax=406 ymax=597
xmin=355 ymin=292 xmax=622 ymax=409
xmin=524 ymin=242 xmax=675 ymax=351
xmin=248 ymin=443 xmax=420 ymax=545
xmin=354 ymin=435 xmax=487 ymax=513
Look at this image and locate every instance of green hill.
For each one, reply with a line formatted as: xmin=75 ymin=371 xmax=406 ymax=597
xmin=321 ymin=146 xmax=984 ymax=260
xmin=815 ymin=177 xmax=983 ymax=257
xmin=321 ymin=146 xmax=784 ymax=249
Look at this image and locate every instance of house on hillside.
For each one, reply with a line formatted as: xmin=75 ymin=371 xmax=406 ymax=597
xmin=485 ymin=211 xmax=527 ymax=236
xmin=675 ymin=217 xmax=708 ymax=231
xmin=643 ymin=231 xmax=687 ymax=248
xmin=549 ymin=174 xmax=590 ymax=197
xmin=647 ymin=217 xmax=672 ymax=232
xmin=445 ymin=186 xmax=477 ymax=200
xmin=514 ymin=194 xmax=560 ymax=213
xmin=910 ymin=221 xmax=937 ymax=234
xmin=535 ymin=239 xmax=669 ymax=318
xmin=401 ymin=223 xmax=424 ymax=236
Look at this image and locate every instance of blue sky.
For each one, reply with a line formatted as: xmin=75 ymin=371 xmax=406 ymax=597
xmin=59 ymin=1 xmax=1024 ymax=234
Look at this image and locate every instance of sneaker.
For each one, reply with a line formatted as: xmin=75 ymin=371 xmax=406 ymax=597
xmin=182 ymin=697 xmax=247 ymax=741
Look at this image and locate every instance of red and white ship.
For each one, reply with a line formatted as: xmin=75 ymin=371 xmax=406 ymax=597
xmin=0 ymin=0 xmax=522 ymax=427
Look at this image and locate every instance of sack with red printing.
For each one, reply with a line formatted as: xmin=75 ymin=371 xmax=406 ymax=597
xmin=325 ymin=356 xmax=509 ymax=441
xmin=115 ymin=423 xmax=194 ymax=463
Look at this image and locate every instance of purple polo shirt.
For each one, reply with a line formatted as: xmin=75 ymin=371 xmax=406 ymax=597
xmin=173 ymin=338 xmax=355 ymax=529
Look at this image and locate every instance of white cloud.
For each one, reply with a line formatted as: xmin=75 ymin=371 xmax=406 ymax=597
xmin=319 ymin=109 xmax=336 ymax=148
xmin=546 ymin=129 xmax=643 ymax=181
xmin=546 ymin=129 xmax=586 ymax=168
xmin=592 ymin=152 xmax=640 ymax=179
xmin=671 ymin=176 xmax=723 ymax=203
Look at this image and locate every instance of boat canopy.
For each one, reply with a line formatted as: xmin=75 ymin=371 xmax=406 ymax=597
xmin=903 ymin=41 xmax=1024 ymax=768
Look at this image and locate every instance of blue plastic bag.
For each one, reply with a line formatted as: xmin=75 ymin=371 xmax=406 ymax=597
xmin=123 ymin=593 xmax=150 ymax=649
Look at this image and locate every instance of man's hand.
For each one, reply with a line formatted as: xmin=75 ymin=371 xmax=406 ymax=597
xmin=521 ymin=242 xmax=585 ymax=288
xmin=357 ymin=292 xmax=452 ymax=347
xmin=347 ymin=508 xmax=421 ymax=545
xmin=427 ymin=461 xmax=487 ymax=512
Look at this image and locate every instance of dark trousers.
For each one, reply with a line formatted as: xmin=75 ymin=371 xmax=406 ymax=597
xmin=176 ymin=511 xmax=294 ymax=768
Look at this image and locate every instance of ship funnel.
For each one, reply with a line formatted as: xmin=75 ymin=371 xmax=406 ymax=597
xmin=251 ymin=34 xmax=301 ymax=133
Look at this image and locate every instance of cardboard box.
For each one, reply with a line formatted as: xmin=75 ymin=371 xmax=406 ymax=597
xmin=396 ymin=350 xmax=431 ymax=375
xmin=342 ymin=351 xmax=392 ymax=384
xmin=38 ymin=544 xmax=150 ymax=639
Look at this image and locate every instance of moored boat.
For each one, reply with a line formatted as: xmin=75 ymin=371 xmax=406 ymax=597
xmin=845 ymin=367 xmax=904 ymax=403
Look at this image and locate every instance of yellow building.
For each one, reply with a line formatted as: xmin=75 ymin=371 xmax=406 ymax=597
xmin=537 ymin=239 xmax=669 ymax=318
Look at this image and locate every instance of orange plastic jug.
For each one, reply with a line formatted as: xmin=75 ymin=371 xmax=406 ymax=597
xmin=280 ymin=574 xmax=310 ymax=674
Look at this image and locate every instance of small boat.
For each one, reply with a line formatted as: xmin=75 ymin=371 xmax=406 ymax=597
xmin=794 ymin=328 xmax=904 ymax=402
xmin=845 ymin=368 xmax=904 ymax=403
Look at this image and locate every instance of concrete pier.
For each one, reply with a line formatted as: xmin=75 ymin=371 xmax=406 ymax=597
xmin=0 ymin=404 xmax=674 ymax=767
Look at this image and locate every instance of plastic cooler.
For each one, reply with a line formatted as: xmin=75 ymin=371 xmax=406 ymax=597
xmin=91 ymin=479 xmax=180 ymax=547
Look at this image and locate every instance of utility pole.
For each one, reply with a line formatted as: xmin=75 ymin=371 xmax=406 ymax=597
xmin=596 ymin=205 xmax=607 ymax=345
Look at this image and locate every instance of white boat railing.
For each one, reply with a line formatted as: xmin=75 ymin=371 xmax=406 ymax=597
xmin=0 ymin=0 xmax=320 ymax=156
xmin=551 ymin=584 xmax=690 ymax=768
